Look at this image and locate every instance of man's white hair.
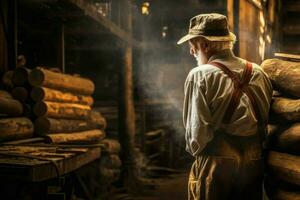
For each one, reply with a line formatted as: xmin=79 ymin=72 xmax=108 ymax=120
xmin=191 ymin=36 xmax=236 ymax=51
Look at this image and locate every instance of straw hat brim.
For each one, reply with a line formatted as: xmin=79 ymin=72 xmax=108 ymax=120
xmin=177 ymin=32 xmax=236 ymax=45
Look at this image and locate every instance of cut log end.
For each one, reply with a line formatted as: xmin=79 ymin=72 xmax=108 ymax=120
xmin=29 ymin=69 xmax=44 ymax=87
xmin=12 ymin=87 xmax=28 ymax=102
xmin=31 ymin=87 xmax=45 ymax=102
xmin=12 ymin=67 xmax=30 ymax=86
xmin=33 ymin=102 xmax=48 ymax=117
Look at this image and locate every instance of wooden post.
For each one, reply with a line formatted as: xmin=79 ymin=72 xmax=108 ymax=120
xmin=119 ymin=0 xmax=138 ymax=187
xmin=57 ymin=23 xmax=65 ymax=73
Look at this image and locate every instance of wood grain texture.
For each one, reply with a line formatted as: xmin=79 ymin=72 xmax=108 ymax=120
xmin=273 ymin=123 xmax=300 ymax=154
xmin=34 ymin=117 xmax=105 ymax=135
xmin=100 ymin=139 xmax=121 ymax=154
xmin=268 ymin=151 xmax=300 ymax=186
xmin=45 ymin=129 xmax=105 ymax=144
xmin=272 ymin=97 xmax=300 ymax=121
xmin=31 ymin=87 xmax=93 ymax=106
xmin=0 ymin=97 xmax=23 ymax=116
xmin=0 ymin=117 xmax=33 ymax=142
xmin=262 ymin=59 xmax=300 ymax=97
xmin=33 ymin=101 xmax=91 ymax=119
xmin=29 ymin=67 xmax=95 ymax=95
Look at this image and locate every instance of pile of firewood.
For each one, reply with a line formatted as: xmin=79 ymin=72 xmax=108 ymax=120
xmin=74 ymin=136 xmax=122 ymax=199
xmin=99 ymin=139 xmax=122 ymax=182
xmin=26 ymin=67 xmax=107 ymax=144
xmin=3 ymin=66 xmax=107 ymax=144
xmin=261 ymin=59 xmax=300 ymax=200
xmin=0 ymin=71 xmax=34 ymax=142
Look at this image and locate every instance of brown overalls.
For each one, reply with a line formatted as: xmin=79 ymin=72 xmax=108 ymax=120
xmin=188 ymin=62 xmax=266 ymax=200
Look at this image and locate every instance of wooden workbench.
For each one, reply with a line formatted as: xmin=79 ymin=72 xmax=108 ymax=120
xmin=0 ymin=142 xmax=101 ymax=182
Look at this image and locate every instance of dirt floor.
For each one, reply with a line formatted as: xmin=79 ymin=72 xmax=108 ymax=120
xmin=136 ymin=173 xmax=189 ymax=200
xmin=110 ymin=172 xmax=189 ymax=200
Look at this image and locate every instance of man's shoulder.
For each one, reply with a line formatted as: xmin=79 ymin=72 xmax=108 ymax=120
xmin=186 ymin=64 xmax=220 ymax=82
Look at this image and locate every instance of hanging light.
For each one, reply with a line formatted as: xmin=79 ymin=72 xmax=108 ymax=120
xmin=142 ymin=2 xmax=150 ymax=15
xmin=162 ymin=26 xmax=168 ymax=38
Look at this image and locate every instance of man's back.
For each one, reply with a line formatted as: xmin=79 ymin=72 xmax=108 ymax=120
xmin=183 ymin=49 xmax=273 ymax=156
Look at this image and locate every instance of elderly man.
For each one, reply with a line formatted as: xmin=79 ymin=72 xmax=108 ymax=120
xmin=178 ymin=13 xmax=272 ymax=200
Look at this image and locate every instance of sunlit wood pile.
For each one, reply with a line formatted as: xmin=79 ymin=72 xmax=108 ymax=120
xmin=262 ymin=58 xmax=300 ymax=200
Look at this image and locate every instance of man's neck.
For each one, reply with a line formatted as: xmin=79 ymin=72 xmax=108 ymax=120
xmin=207 ymin=49 xmax=234 ymax=63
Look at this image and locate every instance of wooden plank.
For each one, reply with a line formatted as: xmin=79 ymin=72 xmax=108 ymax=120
xmin=2 ymin=137 xmax=45 ymax=145
xmin=275 ymin=53 xmax=300 ymax=61
xmin=239 ymin=0 xmax=263 ymax=63
xmin=65 ymin=0 xmax=142 ymax=48
xmin=0 ymin=145 xmax=101 ymax=182
xmin=32 ymin=147 xmax=101 ymax=181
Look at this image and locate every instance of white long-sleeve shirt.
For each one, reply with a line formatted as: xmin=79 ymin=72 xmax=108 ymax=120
xmin=183 ymin=50 xmax=273 ymax=157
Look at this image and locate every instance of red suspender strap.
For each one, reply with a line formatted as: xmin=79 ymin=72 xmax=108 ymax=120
xmin=209 ymin=61 xmax=261 ymax=124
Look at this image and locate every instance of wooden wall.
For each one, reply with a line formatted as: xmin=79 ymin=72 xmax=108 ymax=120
xmin=227 ymin=0 xmax=278 ymax=64
xmin=239 ymin=0 xmax=264 ymax=63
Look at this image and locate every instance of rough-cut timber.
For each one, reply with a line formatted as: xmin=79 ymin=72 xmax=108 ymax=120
xmin=29 ymin=67 xmax=95 ymax=95
xmin=0 ymin=117 xmax=34 ymax=142
xmin=45 ymin=129 xmax=105 ymax=144
xmin=33 ymin=101 xmax=91 ymax=119
xmin=12 ymin=87 xmax=28 ymax=102
xmin=2 ymin=71 xmax=14 ymax=89
xmin=88 ymin=111 xmax=107 ymax=130
xmin=0 ymin=97 xmax=23 ymax=116
xmin=12 ymin=67 xmax=30 ymax=86
xmin=261 ymin=59 xmax=300 ymax=97
xmin=100 ymin=154 xmax=122 ymax=168
xmin=100 ymin=139 xmax=121 ymax=154
xmin=274 ymin=123 xmax=300 ymax=154
xmin=272 ymin=97 xmax=300 ymax=121
xmin=0 ymin=90 xmax=12 ymax=99
xmin=31 ymin=87 xmax=94 ymax=106
xmin=34 ymin=117 xmax=105 ymax=135
xmin=268 ymin=151 xmax=300 ymax=186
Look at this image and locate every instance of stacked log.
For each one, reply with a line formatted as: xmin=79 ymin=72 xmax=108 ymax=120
xmin=98 ymin=139 xmax=122 ymax=182
xmin=75 ymin=139 xmax=122 ymax=199
xmin=65 ymin=129 xmax=122 ymax=199
xmin=26 ymin=67 xmax=107 ymax=144
xmin=262 ymin=58 xmax=300 ymax=199
xmin=1 ymin=67 xmax=33 ymax=119
xmin=0 ymin=71 xmax=34 ymax=142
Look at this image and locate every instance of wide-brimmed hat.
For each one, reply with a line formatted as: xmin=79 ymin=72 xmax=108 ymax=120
xmin=177 ymin=13 xmax=236 ymax=45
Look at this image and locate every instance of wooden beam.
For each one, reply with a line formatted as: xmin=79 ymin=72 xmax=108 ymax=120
xmin=118 ymin=0 xmax=138 ymax=188
xmin=65 ymin=0 xmax=142 ymax=48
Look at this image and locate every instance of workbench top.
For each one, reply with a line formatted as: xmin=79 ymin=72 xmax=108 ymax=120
xmin=0 ymin=143 xmax=101 ymax=182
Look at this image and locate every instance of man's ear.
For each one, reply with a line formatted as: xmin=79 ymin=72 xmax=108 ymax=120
xmin=203 ymin=42 xmax=209 ymax=53
xmin=199 ymin=42 xmax=208 ymax=53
